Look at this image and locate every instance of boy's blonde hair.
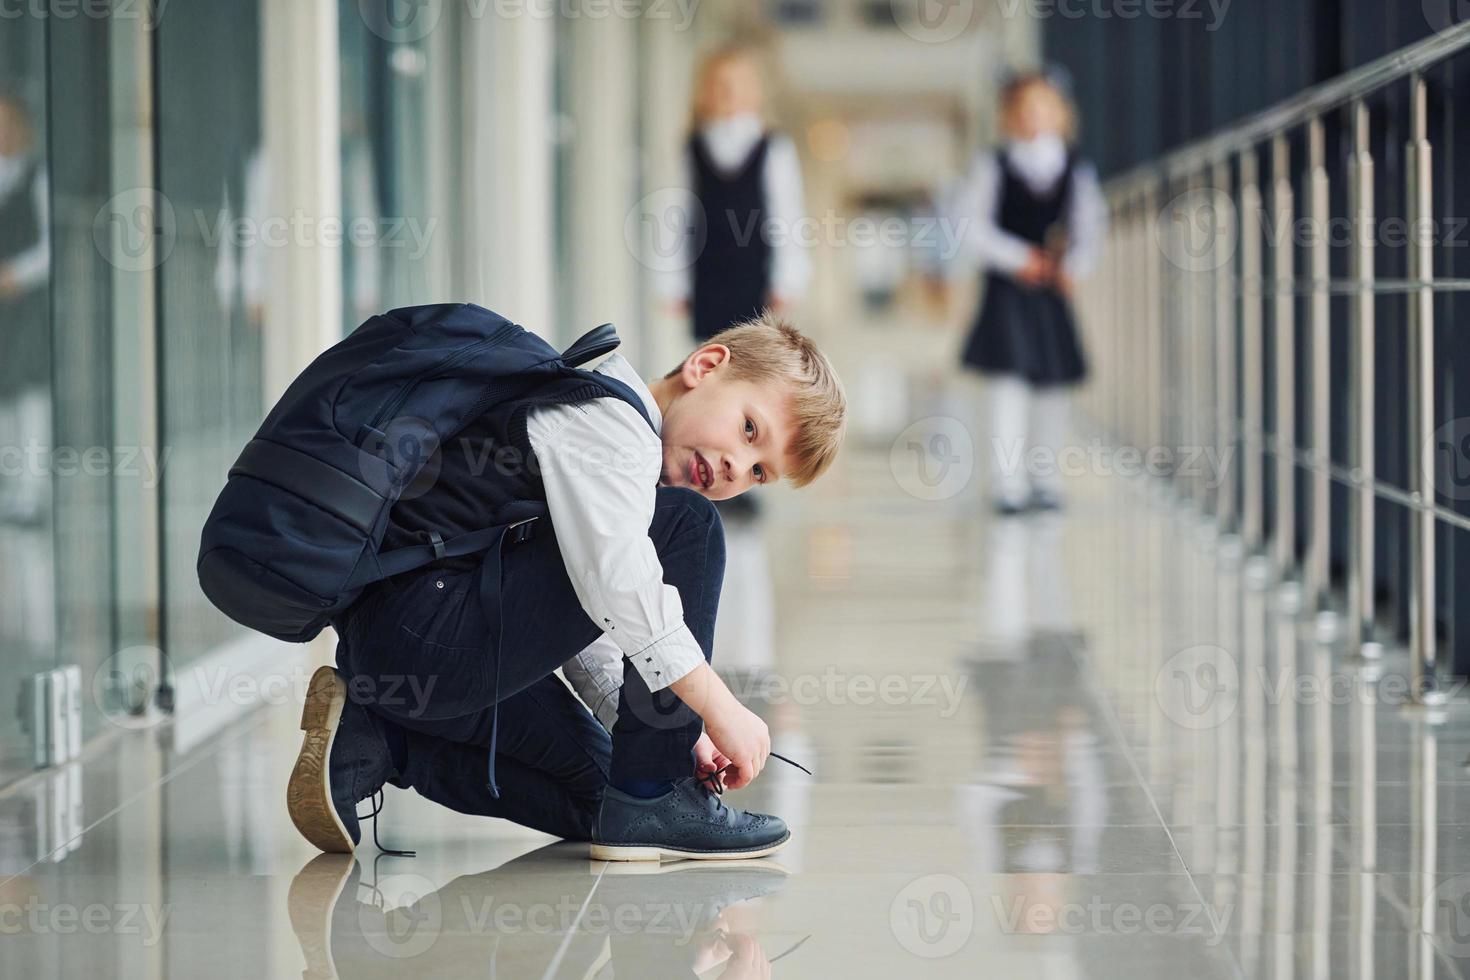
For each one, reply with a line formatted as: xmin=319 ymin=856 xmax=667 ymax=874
xmin=666 ymin=312 xmax=846 ymax=488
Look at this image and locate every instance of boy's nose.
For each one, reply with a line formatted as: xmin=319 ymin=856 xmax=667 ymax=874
xmin=720 ymin=453 xmax=749 ymax=488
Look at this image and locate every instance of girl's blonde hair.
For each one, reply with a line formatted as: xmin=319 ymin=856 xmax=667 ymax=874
xmin=690 ymin=43 xmax=764 ymax=130
xmin=666 ymin=311 xmax=847 ymax=488
xmin=1000 ymin=72 xmax=1078 ymax=143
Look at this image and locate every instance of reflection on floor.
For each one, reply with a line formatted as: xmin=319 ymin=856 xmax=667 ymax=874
xmin=4 ymin=445 xmax=1470 ymax=978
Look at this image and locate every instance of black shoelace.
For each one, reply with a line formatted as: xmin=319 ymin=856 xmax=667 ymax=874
xmin=697 ymin=751 xmax=813 ymax=797
xmin=357 ymin=790 xmax=416 ymax=857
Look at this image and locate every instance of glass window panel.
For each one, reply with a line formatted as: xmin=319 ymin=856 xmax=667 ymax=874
xmin=0 ymin=11 xmax=56 ymax=784
xmin=155 ymin=0 xmax=265 ymax=670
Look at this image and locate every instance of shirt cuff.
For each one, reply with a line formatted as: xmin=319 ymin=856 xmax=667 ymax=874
xmin=986 ymin=235 xmax=1034 ymax=274
xmin=628 ymin=625 xmax=705 ymax=693
xmin=561 ymin=651 xmax=621 ymax=731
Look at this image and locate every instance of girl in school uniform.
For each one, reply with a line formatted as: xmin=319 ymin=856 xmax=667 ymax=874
xmin=663 ymin=43 xmax=810 ymax=342
xmin=657 ymin=44 xmax=811 ymax=674
xmin=952 ymin=71 xmax=1105 ymax=514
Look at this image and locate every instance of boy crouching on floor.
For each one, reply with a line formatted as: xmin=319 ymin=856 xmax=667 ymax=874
xmin=286 ymin=313 xmax=845 ymax=861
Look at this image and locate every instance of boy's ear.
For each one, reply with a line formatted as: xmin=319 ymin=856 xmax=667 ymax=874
xmin=682 ymin=343 xmax=731 ymax=386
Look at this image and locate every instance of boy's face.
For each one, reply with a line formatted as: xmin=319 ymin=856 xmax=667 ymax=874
xmin=658 ymin=346 xmax=798 ymax=501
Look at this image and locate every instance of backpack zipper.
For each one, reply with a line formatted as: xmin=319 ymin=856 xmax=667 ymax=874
xmin=366 ymin=337 xmax=499 ymax=431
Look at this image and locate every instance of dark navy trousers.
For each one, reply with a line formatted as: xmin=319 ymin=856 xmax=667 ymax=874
xmin=333 ymin=486 xmax=725 ymax=841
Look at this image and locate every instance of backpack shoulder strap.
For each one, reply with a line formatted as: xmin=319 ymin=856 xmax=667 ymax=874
xmin=588 ymin=371 xmax=656 ymax=432
xmin=561 ymin=323 xmax=620 ymax=367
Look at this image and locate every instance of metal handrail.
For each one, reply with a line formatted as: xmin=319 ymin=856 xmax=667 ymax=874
xmin=1085 ymin=21 xmax=1470 ymax=705
xmin=1104 ymin=20 xmax=1470 ymax=192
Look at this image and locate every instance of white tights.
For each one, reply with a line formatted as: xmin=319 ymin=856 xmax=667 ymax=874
xmin=987 ymin=376 xmax=1070 ymax=505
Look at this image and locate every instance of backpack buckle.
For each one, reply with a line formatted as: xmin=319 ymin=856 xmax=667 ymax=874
xmin=505 ymin=516 xmax=538 ymax=547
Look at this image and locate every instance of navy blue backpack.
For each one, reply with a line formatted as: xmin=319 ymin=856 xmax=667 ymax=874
xmin=197 ymin=303 xmax=639 ymax=644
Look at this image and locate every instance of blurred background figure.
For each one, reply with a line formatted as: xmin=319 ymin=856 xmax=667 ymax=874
xmin=0 ymin=89 xmax=54 ymax=684
xmin=0 ymin=91 xmax=51 ymax=527
xmin=664 ymin=40 xmax=812 ymax=676
xmin=663 ymin=42 xmax=811 ymax=338
xmin=949 ymin=71 xmax=1104 ymax=515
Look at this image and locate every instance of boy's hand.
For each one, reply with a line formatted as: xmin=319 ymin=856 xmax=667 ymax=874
xmin=701 ymin=698 xmax=770 ymax=790
xmin=669 ymin=664 xmax=771 ymax=789
xmin=693 ymin=731 xmax=730 ymax=780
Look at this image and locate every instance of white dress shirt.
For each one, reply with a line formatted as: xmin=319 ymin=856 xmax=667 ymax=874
xmin=658 ymin=112 xmax=812 ymax=305
xmin=946 ymin=140 xmax=1107 ymax=281
xmin=527 ymin=353 xmax=706 ymax=729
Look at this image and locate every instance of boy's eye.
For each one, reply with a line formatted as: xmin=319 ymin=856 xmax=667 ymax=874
xmin=744 ymin=418 xmax=756 ymax=439
xmin=753 ymin=463 xmax=765 ymax=483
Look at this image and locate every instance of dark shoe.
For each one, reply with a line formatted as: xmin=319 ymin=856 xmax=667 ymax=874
xmin=590 ymin=778 xmax=790 ymax=862
xmin=1029 ymin=487 xmax=1064 ymax=511
xmin=288 ymin=666 xmax=394 ymax=853
xmin=994 ymin=496 xmax=1030 ymax=517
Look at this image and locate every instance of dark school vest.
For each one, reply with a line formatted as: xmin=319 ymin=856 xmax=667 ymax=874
xmin=995 ymin=150 xmax=1075 ymax=246
xmin=690 ymin=132 xmax=772 ymax=340
xmin=0 ymin=157 xmax=41 ymax=263
xmin=383 ymin=368 xmax=655 ymax=565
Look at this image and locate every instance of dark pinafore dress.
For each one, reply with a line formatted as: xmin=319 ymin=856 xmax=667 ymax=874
xmin=689 ymin=131 xmax=773 ymax=341
xmin=0 ymin=157 xmax=47 ymax=398
xmin=959 ymin=151 xmax=1088 ymax=387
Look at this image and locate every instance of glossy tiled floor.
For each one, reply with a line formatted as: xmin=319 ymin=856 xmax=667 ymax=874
xmin=6 ymin=439 xmax=1470 ymax=978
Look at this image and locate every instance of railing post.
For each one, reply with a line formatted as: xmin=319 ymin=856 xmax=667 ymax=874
xmin=1192 ymin=169 xmax=1214 ymax=512
xmin=1304 ymin=117 xmax=1333 ymax=625
xmin=1130 ymin=196 xmax=1143 ymax=450
xmin=1144 ymin=182 xmax=1163 ymax=465
xmin=1346 ymin=98 xmax=1379 ymax=658
xmin=1240 ymin=148 xmax=1264 ymax=555
xmin=1406 ymin=74 xmax=1441 ymax=704
xmin=1213 ymin=158 xmax=1238 ymax=537
xmin=1169 ymin=176 xmax=1194 ymax=500
xmin=1270 ymin=133 xmax=1297 ymax=586
xmin=1162 ymin=178 xmax=1181 ymax=482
